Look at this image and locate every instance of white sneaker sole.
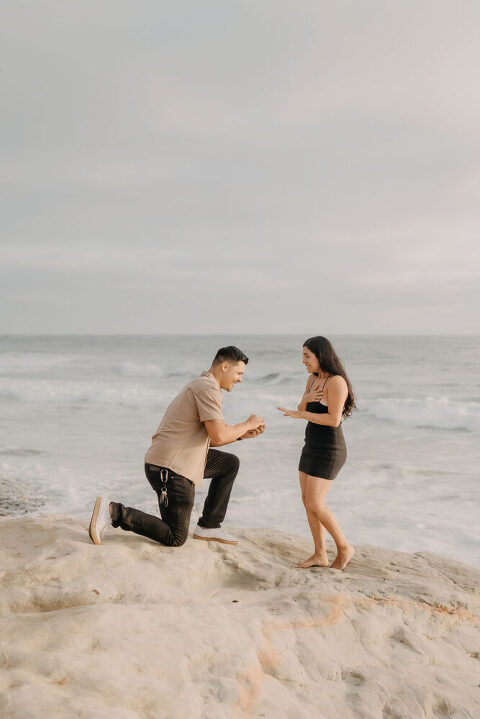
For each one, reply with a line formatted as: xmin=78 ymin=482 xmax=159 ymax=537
xmin=89 ymin=496 xmax=102 ymax=545
xmin=192 ymin=533 xmax=238 ymax=545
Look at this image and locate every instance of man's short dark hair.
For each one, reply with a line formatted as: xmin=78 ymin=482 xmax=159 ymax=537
xmin=212 ymin=346 xmax=249 ymax=366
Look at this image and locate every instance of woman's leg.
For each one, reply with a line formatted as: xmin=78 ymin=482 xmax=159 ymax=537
xmin=305 ymin=475 xmax=354 ymax=570
xmin=296 ymin=472 xmax=329 ymax=567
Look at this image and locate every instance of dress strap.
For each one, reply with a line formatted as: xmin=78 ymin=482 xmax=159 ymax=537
xmin=321 ymin=374 xmax=331 ymax=390
xmin=309 ymin=374 xmax=330 ymax=392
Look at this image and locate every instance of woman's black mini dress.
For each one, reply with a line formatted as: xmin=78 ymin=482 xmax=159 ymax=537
xmin=298 ymin=378 xmax=347 ymax=480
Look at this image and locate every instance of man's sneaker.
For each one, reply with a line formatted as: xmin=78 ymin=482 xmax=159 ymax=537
xmin=192 ymin=525 xmax=238 ymax=545
xmin=89 ymin=497 xmax=112 ymax=545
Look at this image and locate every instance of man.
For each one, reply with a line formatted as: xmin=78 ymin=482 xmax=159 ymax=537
xmin=88 ymin=346 xmax=264 ymax=547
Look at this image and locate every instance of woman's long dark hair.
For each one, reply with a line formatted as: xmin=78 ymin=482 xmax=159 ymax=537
xmin=303 ymin=336 xmax=356 ymax=418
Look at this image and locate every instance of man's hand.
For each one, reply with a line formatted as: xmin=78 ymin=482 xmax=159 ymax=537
xmin=246 ymin=414 xmax=264 ymax=431
xmin=205 ymin=414 xmax=264 ymax=446
xmin=240 ymin=423 xmax=265 ymax=440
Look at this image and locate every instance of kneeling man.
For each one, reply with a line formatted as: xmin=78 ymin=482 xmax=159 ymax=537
xmin=89 ymin=346 xmax=264 ymax=547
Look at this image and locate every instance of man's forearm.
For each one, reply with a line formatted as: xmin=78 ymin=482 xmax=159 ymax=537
xmin=210 ymin=421 xmax=251 ymax=446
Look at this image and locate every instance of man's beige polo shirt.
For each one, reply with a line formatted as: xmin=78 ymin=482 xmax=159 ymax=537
xmin=144 ymin=371 xmax=224 ymax=486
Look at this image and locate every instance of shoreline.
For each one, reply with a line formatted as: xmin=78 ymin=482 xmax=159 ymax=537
xmin=1 ymin=515 xmax=479 ymax=718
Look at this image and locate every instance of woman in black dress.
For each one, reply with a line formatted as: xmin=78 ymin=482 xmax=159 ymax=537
xmin=278 ymin=336 xmax=356 ymax=570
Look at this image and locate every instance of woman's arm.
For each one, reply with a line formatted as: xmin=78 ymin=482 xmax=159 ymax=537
xmin=279 ymin=376 xmax=348 ymax=428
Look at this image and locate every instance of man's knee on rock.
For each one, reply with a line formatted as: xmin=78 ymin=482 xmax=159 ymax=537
xmin=170 ymin=532 xmax=188 ymax=548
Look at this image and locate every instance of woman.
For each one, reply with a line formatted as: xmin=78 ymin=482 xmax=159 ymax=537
xmin=278 ymin=336 xmax=356 ymax=570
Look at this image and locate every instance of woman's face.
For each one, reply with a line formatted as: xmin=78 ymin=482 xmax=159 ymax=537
xmin=302 ymin=347 xmax=320 ymax=373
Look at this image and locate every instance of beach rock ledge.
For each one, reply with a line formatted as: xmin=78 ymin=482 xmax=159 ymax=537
xmin=0 ymin=516 xmax=479 ymax=719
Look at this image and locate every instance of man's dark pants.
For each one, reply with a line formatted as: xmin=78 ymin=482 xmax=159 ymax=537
xmin=110 ymin=449 xmax=240 ymax=547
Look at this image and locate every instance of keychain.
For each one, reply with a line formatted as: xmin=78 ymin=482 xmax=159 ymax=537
xmin=159 ymin=468 xmax=169 ymax=507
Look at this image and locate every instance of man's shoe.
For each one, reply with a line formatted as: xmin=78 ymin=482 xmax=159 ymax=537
xmin=192 ymin=525 xmax=238 ymax=545
xmin=89 ymin=496 xmax=112 ymax=545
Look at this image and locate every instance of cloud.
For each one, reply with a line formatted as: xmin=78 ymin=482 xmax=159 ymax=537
xmin=1 ymin=0 xmax=479 ymax=333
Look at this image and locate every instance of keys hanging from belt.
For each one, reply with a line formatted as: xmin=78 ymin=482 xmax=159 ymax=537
xmin=159 ymin=468 xmax=169 ymax=507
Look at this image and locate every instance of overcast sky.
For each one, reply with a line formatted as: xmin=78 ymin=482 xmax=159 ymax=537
xmin=1 ymin=1 xmax=479 ymax=334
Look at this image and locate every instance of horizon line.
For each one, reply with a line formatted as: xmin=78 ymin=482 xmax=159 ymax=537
xmin=1 ymin=332 xmax=479 ymax=338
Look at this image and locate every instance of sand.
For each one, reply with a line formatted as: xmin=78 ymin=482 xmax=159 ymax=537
xmin=0 ymin=515 xmax=479 ymax=719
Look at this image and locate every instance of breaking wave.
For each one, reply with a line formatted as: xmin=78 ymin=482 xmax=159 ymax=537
xmin=119 ymin=361 xmax=166 ymax=378
xmin=362 ymin=397 xmax=480 ymax=432
xmin=0 ymin=379 xmax=171 ymax=407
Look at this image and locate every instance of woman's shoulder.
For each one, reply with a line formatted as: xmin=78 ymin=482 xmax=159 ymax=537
xmin=327 ymin=374 xmax=347 ymax=389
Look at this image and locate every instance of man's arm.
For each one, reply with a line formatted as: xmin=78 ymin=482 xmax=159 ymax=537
xmin=205 ymin=415 xmax=264 ymax=446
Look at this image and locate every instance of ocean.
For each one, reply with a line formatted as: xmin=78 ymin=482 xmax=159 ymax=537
xmin=1 ymin=334 xmax=479 ymax=568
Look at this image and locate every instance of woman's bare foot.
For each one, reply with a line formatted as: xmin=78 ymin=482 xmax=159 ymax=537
xmin=295 ymin=553 xmax=329 ymax=569
xmin=330 ymin=544 xmax=355 ymax=570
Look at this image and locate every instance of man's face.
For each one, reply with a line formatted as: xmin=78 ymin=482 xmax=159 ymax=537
xmin=220 ymin=361 xmax=246 ymax=391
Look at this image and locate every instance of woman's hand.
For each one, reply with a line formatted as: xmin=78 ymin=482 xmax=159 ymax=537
xmin=277 ymin=406 xmax=302 ymax=418
xmin=304 ymin=386 xmax=324 ymax=403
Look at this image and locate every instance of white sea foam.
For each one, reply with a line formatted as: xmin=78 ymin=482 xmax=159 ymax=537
xmin=0 ymin=375 xmax=294 ymax=409
xmin=0 ymin=353 xmax=71 ymax=375
xmin=362 ymin=396 xmax=480 ymax=432
xmin=0 ymin=379 xmax=171 ymax=407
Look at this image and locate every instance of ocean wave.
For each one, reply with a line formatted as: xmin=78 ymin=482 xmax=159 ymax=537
xmin=0 ymin=374 xmax=298 ymax=411
xmin=0 ymin=448 xmax=44 ymax=457
xmin=0 ymin=379 xmax=173 ymax=407
xmin=119 ymin=361 xmax=166 ymax=378
xmin=118 ymin=361 xmax=194 ymax=380
xmin=250 ymin=370 xmax=299 ymax=385
xmin=0 ymin=353 xmax=71 ymax=375
xmin=362 ymin=397 xmax=480 ymax=432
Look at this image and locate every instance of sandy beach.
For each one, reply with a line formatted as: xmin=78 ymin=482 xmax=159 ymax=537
xmin=1 ymin=516 xmax=479 ymax=718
